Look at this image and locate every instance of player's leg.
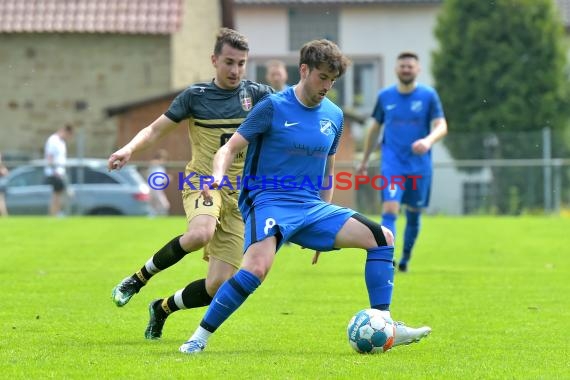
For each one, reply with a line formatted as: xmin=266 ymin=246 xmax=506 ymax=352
xmin=179 ymin=202 xmax=291 ymax=353
xmin=321 ymin=209 xmax=430 ymax=347
xmin=336 ymin=214 xmax=430 ymax=346
xmin=145 ymin=197 xmax=243 ymax=339
xmin=400 ymin=206 xmax=421 ymax=272
xmin=380 ymin=173 xmax=404 ymax=237
xmin=179 ymin=237 xmax=276 ymax=354
xmin=399 ymin=174 xmax=431 ymax=272
xmin=381 ymin=201 xmax=399 ymax=237
xmin=333 ymin=213 xmax=395 ymax=312
xmin=145 ymin=257 xmax=237 ymax=339
xmin=48 ymin=177 xmax=65 ymax=216
xmin=111 ymin=190 xmax=221 ymax=307
xmin=0 ymin=192 xmax=7 ymax=216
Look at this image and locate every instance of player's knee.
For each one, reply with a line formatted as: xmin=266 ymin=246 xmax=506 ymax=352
xmin=205 ymin=276 xmax=227 ymax=296
xmin=352 ymin=213 xmax=392 ymax=247
xmin=181 ymin=227 xmax=215 ymax=249
xmin=405 ymin=209 xmax=421 ymax=227
xmin=381 ymin=226 xmax=394 ymax=246
xmin=242 ymin=263 xmax=270 ymax=282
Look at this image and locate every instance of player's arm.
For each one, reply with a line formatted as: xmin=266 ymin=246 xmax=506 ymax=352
xmin=412 ymin=90 xmax=448 ymax=154
xmin=320 ymin=155 xmax=336 ymax=203
xmin=426 ymin=117 xmax=448 ymax=145
xmin=201 ymin=132 xmax=248 ymax=201
xmin=411 ymin=117 xmax=448 ymax=155
xmin=357 ymin=119 xmax=382 ymax=175
xmin=108 ymin=115 xmax=178 ymax=170
xmin=211 ymin=132 xmax=249 ymax=185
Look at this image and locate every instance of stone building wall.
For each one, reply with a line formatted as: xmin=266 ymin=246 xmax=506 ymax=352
xmin=0 ymin=33 xmax=171 ymax=159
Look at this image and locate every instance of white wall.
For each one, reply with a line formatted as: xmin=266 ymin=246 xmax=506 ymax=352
xmin=236 ymin=4 xmax=441 ymax=86
xmin=236 ymin=8 xmax=290 ymax=55
xmin=430 ymin=144 xmax=493 ymax=215
xmin=341 ymin=6 xmax=440 ymax=86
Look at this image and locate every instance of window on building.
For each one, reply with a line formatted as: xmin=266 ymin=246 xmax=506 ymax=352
xmin=288 ymin=8 xmax=339 ymax=51
xmin=248 ymin=8 xmax=383 ymax=113
xmin=249 ymin=57 xmax=382 ymax=114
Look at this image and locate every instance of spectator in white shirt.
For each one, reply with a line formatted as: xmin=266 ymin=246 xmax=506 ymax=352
xmin=0 ymin=152 xmax=8 ymax=217
xmin=44 ymin=125 xmax=73 ymax=216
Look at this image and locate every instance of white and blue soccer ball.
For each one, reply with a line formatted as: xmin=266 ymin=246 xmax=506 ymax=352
xmin=347 ymin=309 xmax=396 ymax=354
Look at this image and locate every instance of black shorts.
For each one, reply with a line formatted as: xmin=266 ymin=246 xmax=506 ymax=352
xmin=45 ymin=176 xmax=66 ymax=193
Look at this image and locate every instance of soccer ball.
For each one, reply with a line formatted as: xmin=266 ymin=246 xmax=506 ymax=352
xmin=347 ymin=309 xmax=395 ymax=354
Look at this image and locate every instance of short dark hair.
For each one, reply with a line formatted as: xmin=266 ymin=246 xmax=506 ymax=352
xmin=299 ymin=39 xmax=351 ymax=78
xmin=64 ymin=124 xmax=73 ymax=134
xmin=397 ymin=51 xmax=419 ymax=61
xmin=214 ymin=28 xmax=249 ymax=56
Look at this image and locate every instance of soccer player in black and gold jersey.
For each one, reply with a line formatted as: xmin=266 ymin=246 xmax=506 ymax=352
xmin=107 ymin=28 xmax=273 ymax=339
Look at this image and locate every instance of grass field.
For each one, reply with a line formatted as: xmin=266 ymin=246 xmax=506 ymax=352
xmin=1 ymin=216 xmax=568 ymax=379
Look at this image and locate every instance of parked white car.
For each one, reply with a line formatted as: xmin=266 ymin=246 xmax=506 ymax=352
xmin=0 ymin=158 xmax=151 ymax=215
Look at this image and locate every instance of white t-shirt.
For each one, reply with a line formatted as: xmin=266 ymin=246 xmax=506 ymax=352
xmin=44 ymin=133 xmax=67 ymax=176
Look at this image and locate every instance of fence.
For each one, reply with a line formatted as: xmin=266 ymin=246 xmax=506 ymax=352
xmin=3 ymin=129 xmax=568 ymax=216
xmin=349 ymin=127 xmax=570 ymax=215
xmin=348 ymin=159 xmax=570 ymax=216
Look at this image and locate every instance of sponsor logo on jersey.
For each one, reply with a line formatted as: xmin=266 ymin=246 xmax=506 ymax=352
xmin=284 ymin=121 xmax=299 ymax=127
xmin=320 ymin=119 xmax=333 ymax=136
xmin=240 ymin=89 xmax=253 ymax=111
xmin=411 ymin=100 xmax=423 ymax=112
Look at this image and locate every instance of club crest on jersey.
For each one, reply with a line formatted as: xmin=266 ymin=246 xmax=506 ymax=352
xmin=320 ymin=119 xmax=334 ymax=136
xmin=411 ymin=100 xmax=423 ymax=113
xmin=239 ymin=89 xmax=253 ymax=111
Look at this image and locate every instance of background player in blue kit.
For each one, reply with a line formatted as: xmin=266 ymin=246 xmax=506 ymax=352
xmin=357 ymin=52 xmax=448 ymax=272
xmin=179 ymin=40 xmax=431 ymax=354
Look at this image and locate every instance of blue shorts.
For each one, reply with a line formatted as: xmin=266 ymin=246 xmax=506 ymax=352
xmin=243 ymin=199 xmax=355 ymax=252
xmin=380 ymin=173 xmax=431 ymax=208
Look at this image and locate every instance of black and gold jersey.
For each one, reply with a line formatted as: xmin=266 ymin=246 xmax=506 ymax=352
xmin=165 ymin=79 xmax=274 ymax=185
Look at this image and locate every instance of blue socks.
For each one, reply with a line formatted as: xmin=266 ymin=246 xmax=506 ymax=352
xmin=402 ymin=209 xmax=421 ymax=265
xmin=381 ymin=213 xmax=397 ymax=237
xmin=200 ymin=269 xmax=261 ymax=333
xmin=365 ymin=246 xmax=395 ymax=310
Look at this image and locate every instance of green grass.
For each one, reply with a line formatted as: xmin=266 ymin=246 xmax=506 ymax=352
xmin=0 ymin=216 xmax=568 ymax=379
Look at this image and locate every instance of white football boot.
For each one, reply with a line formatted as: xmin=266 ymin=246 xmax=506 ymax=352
xmin=393 ymin=322 xmax=431 ymax=346
xmin=179 ymin=339 xmax=207 ymax=354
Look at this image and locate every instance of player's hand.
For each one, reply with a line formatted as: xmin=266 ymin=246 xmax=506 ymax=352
xmin=412 ymin=139 xmax=431 ymax=155
xmin=108 ymin=148 xmax=132 ymax=171
xmin=312 ymin=251 xmax=321 ymax=265
xmin=356 ymin=161 xmax=368 ymax=176
xmin=201 ymin=178 xmax=220 ymax=203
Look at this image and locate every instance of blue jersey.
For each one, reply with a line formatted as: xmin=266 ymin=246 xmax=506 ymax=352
xmin=236 ymin=87 xmax=343 ymax=217
xmin=372 ymin=84 xmax=444 ymax=175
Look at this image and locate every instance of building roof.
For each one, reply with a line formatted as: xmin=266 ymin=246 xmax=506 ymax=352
xmin=235 ymin=0 xmax=441 ymax=4
xmin=0 ymin=0 xmax=182 ymax=34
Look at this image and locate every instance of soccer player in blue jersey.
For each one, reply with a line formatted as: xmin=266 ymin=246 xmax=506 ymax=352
xmin=107 ymin=28 xmax=273 ymax=339
xmin=179 ymin=40 xmax=431 ymax=354
xmin=357 ymin=52 xmax=448 ymax=272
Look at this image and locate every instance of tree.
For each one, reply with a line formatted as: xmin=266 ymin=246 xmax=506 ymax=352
xmin=432 ymin=0 xmax=569 ymax=213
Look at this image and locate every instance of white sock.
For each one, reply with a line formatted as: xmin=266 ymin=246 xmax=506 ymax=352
xmin=190 ymin=326 xmax=212 ymax=343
